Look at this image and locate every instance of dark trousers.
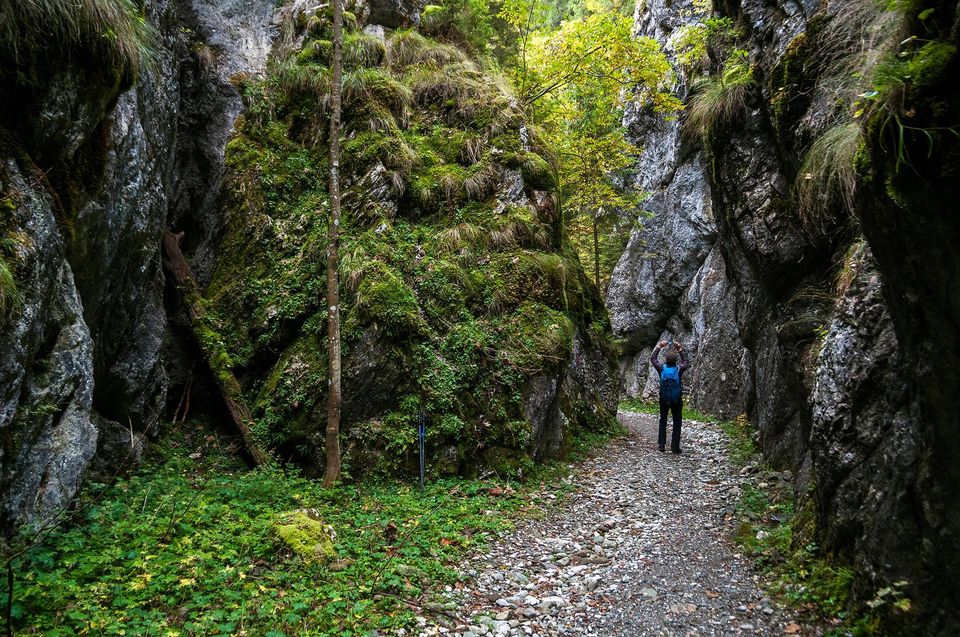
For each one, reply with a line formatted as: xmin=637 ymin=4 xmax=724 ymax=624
xmin=659 ymin=400 xmax=682 ymax=451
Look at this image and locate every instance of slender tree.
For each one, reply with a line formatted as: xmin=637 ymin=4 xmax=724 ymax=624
xmin=323 ymin=0 xmax=344 ymax=488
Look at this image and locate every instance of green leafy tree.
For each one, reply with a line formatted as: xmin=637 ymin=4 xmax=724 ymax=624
xmin=498 ymin=0 xmax=680 ymax=289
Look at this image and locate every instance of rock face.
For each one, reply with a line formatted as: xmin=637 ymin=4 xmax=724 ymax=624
xmin=204 ymin=3 xmax=620 ymax=478
xmin=609 ymin=0 xmax=960 ymax=629
xmin=0 ymin=0 xmax=619 ymax=529
xmin=0 ymin=0 xmax=276 ymax=531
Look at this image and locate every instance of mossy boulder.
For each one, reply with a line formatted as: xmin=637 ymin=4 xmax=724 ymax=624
xmin=204 ymin=1 xmax=620 ymax=479
xmin=273 ymin=509 xmax=337 ymax=565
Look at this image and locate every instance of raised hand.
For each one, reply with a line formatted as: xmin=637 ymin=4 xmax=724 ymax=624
xmin=658 ymin=340 xmax=667 ymax=349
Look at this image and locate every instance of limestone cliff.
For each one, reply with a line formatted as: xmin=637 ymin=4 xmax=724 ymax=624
xmin=0 ymin=0 xmax=275 ymax=531
xmin=0 ymin=0 xmax=619 ymax=531
xmin=609 ymin=0 xmax=960 ymax=630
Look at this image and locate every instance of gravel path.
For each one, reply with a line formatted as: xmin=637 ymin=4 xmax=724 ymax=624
xmin=415 ymin=410 xmax=811 ymax=637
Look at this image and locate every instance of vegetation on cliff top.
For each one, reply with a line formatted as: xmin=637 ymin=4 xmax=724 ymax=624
xmin=0 ymin=0 xmax=156 ymax=79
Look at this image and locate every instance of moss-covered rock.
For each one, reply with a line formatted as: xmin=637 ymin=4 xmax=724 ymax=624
xmin=205 ymin=2 xmax=619 ymax=479
xmin=273 ymin=509 xmax=337 ymax=564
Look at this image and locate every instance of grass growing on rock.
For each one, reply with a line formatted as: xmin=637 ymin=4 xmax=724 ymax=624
xmin=685 ymin=48 xmax=755 ymax=141
xmin=726 ymin=415 xmax=911 ymax=634
xmin=205 ymin=2 xmax=616 ymax=480
xmin=0 ymin=0 xmax=157 ymax=77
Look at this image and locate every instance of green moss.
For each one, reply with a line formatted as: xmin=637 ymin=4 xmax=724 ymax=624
xmin=354 ymin=262 xmax=425 ymax=337
xmin=500 ymin=302 xmax=575 ymax=372
xmin=273 ymin=509 xmax=336 ymax=565
xmin=768 ymin=32 xmax=812 ymax=136
xmin=205 ymin=9 xmax=613 ymax=479
xmin=518 ymin=152 xmax=556 ymax=190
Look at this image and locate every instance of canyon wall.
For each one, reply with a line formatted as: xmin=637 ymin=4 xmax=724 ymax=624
xmin=609 ymin=0 xmax=959 ymax=630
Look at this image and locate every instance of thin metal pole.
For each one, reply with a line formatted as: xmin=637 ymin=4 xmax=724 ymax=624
xmin=418 ymin=408 xmax=426 ymax=494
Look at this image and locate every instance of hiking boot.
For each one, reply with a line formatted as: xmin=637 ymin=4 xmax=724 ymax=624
xmin=658 ymin=445 xmax=665 ymax=452
xmin=671 ymin=448 xmax=682 ymax=454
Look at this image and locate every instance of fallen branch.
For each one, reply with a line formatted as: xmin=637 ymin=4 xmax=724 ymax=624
xmin=161 ymin=230 xmax=271 ymax=466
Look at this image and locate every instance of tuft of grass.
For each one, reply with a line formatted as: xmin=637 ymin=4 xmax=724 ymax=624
xmin=437 ymin=222 xmax=486 ymax=253
xmin=344 ymin=31 xmax=388 ymax=68
xmin=685 ymin=49 xmax=754 ymax=140
xmin=386 ymin=29 xmax=471 ymax=70
xmin=488 ymin=206 xmax=551 ymax=251
xmin=834 ymin=239 xmax=867 ymax=298
xmin=0 ymin=256 xmax=20 ymax=319
xmin=719 ymin=413 xmax=758 ymax=466
xmin=344 ymin=68 xmax=413 ymax=123
xmin=463 ymin=161 xmax=499 ymax=201
xmin=795 ymin=120 xmax=862 ymax=225
xmin=407 ymin=64 xmax=519 ymax=133
xmin=343 ymin=131 xmax=417 ymax=175
xmin=0 ymin=0 xmax=157 ymax=78
xmin=273 ymin=58 xmax=332 ymax=102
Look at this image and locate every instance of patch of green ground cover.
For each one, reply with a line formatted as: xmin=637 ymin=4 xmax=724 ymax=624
xmin=8 ymin=421 xmax=532 ymax=636
xmin=718 ymin=413 xmax=758 ymax=466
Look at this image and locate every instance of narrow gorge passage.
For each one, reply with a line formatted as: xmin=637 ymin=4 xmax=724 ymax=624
xmin=420 ymin=411 xmax=806 ymax=637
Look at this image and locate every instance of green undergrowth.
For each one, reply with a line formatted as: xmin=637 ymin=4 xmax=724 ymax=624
xmin=206 ymin=0 xmax=616 ymax=478
xmin=7 ymin=420 xmax=553 ymax=636
xmin=8 ymin=415 xmax=627 ymax=635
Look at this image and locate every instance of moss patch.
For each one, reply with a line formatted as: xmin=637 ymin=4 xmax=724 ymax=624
xmin=273 ymin=509 xmax=337 ymax=565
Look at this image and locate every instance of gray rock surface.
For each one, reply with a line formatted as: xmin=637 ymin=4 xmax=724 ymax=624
xmin=368 ymin=0 xmax=424 ymax=28
xmin=810 ymin=246 xmax=922 ymax=603
xmin=0 ymin=0 xmax=277 ymax=531
xmin=0 ymin=157 xmax=97 ymax=529
xmin=607 ymin=0 xmax=960 ymax=629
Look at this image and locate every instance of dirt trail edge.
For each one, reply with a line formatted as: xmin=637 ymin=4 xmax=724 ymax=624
xmin=415 ymin=410 xmax=815 ymax=637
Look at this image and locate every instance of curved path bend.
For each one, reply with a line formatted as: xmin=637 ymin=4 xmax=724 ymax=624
xmin=417 ymin=411 xmax=813 ymax=637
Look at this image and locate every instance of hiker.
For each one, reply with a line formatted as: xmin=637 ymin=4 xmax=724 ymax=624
xmin=650 ymin=340 xmax=689 ymax=453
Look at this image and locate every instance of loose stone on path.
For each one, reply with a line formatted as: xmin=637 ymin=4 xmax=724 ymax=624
xmin=415 ymin=411 xmax=817 ymax=636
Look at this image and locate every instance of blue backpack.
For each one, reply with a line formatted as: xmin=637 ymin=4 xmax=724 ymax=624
xmin=660 ymin=365 xmax=682 ymax=404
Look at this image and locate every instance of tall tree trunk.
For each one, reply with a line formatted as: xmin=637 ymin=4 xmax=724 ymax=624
xmin=592 ymin=212 xmax=600 ymax=289
xmin=323 ymin=0 xmax=344 ymax=488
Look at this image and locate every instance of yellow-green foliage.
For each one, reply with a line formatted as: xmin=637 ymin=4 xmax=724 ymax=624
xmin=273 ymin=509 xmax=337 ymax=565
xmin=206 ymin=2 xmax=615 ymax=477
